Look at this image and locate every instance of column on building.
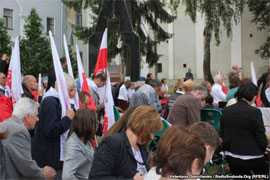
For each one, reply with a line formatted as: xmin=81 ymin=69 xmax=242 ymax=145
xmin=195 ymin=12 xmax=204 ymax=80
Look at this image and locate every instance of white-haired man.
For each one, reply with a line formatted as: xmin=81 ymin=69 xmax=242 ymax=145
xmin=211 ymin=74 xmax=226 ymax=104
xmin=32 ymin=73 xmax=75 ymax=178
xmin=0 ymin=97 xmax=56 ymax=179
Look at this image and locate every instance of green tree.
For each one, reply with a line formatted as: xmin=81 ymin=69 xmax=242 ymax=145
xmin=0 ymin=18 xmax=12 ymax=56
xmin=20 ymin=8 xmax=52 ymax=77
xmin=62 ymin=0 xmax=180 ymax=67
xmin=182 ymin=0 xmax=244 ymax=83
xmin=247 ymin=0 xmax=270 ymax=60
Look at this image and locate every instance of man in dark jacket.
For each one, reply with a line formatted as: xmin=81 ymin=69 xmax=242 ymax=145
xmin=47 ymin=57 xmax=67 ymax=91
xmin=32 ymin=86 xmax=75 ymax=178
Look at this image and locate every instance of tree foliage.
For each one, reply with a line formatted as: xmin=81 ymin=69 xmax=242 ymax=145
xmin=0 ymin=18 xmax=12 ymax=57
xmin=20 ymin=8 xmax=52 ymax=77
xmin=247 ymin=0 xmax=270 ymax=60
xmin=62 ymin=0 xmax=180 ymax=66
xmin=182 ymin=0 xmax=244 ymax=83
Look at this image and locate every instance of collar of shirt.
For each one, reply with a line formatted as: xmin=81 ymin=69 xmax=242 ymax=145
xmin=87 ymin=79 xmax=98 ymax=92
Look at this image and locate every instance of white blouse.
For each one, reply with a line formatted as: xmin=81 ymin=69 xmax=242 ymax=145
xmin=118 ymin=84 xmax=128 ymax=101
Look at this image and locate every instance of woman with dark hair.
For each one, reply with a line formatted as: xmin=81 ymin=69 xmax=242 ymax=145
xmin=262 ymin=74 xmax=270 ymax=107
xmin=104 ymin=105 xmax=139 ymax=138
xmin=145 ymin=126 xmax=206 ymax=179
xmin=62 ymin=108 xmax=97 ymax=180
xmin=221 ymin=82 xmax=268 ymax=176
xmin=226 ymin=72 xmax=240 ymax=101
xmin=89 ymin=106 xmax=163 ymax=180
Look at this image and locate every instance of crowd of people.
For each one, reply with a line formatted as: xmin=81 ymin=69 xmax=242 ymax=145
xmin=0 ymin=52 xmax=270 ymax=180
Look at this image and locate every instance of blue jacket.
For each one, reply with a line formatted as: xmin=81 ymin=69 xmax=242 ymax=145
xmin=32 ymin=96 xmax=71 ymax=170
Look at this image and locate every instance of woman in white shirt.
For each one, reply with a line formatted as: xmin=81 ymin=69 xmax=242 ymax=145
xmin=118 ymin=80 xmax=131 ymax=111
xmin=161 ymin=78 xmax=169 ymax=97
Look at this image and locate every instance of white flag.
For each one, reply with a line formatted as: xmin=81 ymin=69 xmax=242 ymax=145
xmin=63 ymin=34 xmax=79 ymax=110
xmin=250 ymin=61 xmax=257 ymax=85
xmin=38 ymin=73 xmax=42 ymax=90
xmin=103 ymin=70 xmax=115 ymax=134
xmin=49 ymin=31 xmax=70 ymax=161
xmin=7 ymin=37 xmax=24 ymax=106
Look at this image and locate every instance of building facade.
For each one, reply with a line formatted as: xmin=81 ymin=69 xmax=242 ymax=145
xmin=150 ymin=5 xmax=269 ymax=81
xmin=0 ymin=0 xmax=66 ymax=57
xmin=66 ymin=3 xmax=269 ymax=81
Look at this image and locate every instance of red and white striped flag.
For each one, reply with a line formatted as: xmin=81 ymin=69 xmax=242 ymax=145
xmin=7 ymin=37 xmax=24 ymax=106
xmin=76 ymin=45 xmax=96 ymax=111
xmin=64 ymin=34 xmax=79 ymax=110
xmin=94 ymin=28 xmax=108 ymax=75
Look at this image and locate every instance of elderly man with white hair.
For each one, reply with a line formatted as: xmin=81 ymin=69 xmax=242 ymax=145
xmin=0 ymin=97 xmax=56 ymax=179
xmin=32 ymin=73 xmax=75 ymax=179
xmin=211 ymin=74 xmax=226 ymax=104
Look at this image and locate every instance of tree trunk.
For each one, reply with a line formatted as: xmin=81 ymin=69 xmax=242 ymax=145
xmin=203 ymin=12 xmax=214 ymax=84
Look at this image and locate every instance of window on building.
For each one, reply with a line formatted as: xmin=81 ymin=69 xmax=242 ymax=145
xmin=47 ymin=17 xmax=54 ymax=34
xmin=76 ymin=8 xmax=82 ymax=27
xmin=80 ymin=52 xmax=83 ymax=63
xmin=3 ymin=9 xmax=13 ymax=30
xmin=157 ymin=63 xmax=162 ymax=73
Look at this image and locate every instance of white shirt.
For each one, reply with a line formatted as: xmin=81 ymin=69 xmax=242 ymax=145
xmin=118 ymin=84 xmax=128 ymax=101
xmin=225 ymin=151 xmax=264 ymax=160
xmin=86 ymin=79 xmax=98 ymax=92
xmin=211 ymin=83 xmax=226 ymax=103
xmin=131 ymin=147 xmax=148 ymax=175
xmin=161 ymin=84 xmax=168 ymax=97
xmin=265 ymin=87 xmax=270 ymax=102
xmin=0 ymin=85 xmax=11 ymax=97
xmin=127 ymin=89 xmax=135 ymax=99
xmin=144 ymin=167 xmax=161 ymax=180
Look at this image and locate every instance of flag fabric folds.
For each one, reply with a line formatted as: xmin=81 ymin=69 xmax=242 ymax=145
xmin=49 ymin=31 xmax=71 ymax=161
xmin=251 ymin=61 xmax=262 ymax=106
xmin=76 ymin=45 xmax=96 ymax=111
xmin=38 ymin=73 xmax=42 ymax=90
xmin=6 ymin=37 xmax=24 ymax=106
xmin=94 ymin=28 xmax=108 ymax=75
xmin=102 ymin=71 xmax=115 ymax=134
xmin=64 ymin=34 xmax=79 ymax=110
xmin=93 ymin=28 xmax=115 ymax=134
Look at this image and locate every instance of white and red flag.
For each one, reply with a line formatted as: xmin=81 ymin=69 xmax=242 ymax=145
xmin=64 ymin=34 xmax=79 ymax=110
xmin=7 ymin=37 xmax=24 ymax=106
xmin=250 ymin=61 xmax=262 ymax=106
xmin=102 ymin=70 xmax=115 ymax=134
xmin=76 ymin=45 xmax=96 ymax=111
xmin=94 ymin=28 xmax=115 ymax=134
xmin=94 ymin=28 xmax=108 ymax=75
